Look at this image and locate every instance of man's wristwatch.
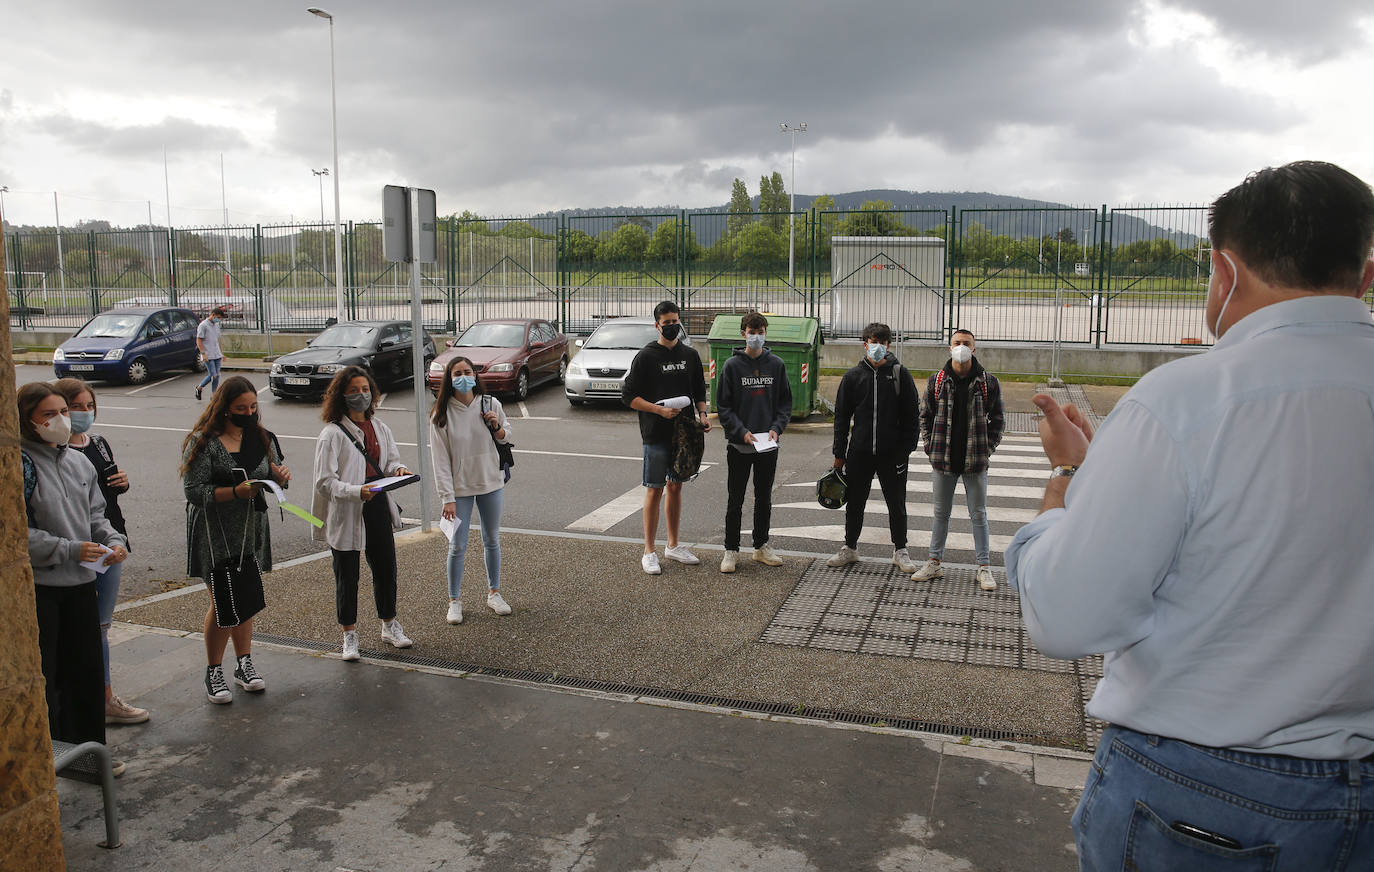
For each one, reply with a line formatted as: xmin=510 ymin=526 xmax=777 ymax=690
xmin=1050 ymin=465 xmax=1077 ymax=479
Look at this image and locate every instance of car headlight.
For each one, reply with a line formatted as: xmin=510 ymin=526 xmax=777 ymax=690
xmin=487 ymin=363 xmax=514 ymax=373
xmin=568 ymin=363 xmax=585 ymax=377
xmin=316 ymin=364 xmax=343 ymax=374
xmin=53 ymin=348 xmax=65 ymax=362
xmin=428 ymin=360 xmax=445 ymax=374
xmin=103 ymin=348 xmax=125 ymax=361
xmin=271 ymin=363 xmax=283 ymax=374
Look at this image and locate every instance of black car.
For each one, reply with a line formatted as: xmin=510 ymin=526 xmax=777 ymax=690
xmin=269 ymin=320 xmax=437 ymax=400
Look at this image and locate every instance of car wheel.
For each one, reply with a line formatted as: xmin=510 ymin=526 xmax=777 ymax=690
xmin=514 ymin=368 xmax=529 ymax=401
xmin=125 ymin=358 xmax=150 ymax=385
xmin=191 ymin=351 xmax=207 ymax=373
xmin=556 ymin=356 xmax=568 ymax=384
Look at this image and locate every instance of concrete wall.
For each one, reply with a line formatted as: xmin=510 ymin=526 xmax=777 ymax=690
xmin=0 ymin=236 xmax=67 ymax=869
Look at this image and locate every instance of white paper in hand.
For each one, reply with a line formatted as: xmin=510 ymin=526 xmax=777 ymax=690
xmin=750 ymin=432 xmax=778 ymax=452
xmin=439 ymin=516 xmax=465 ymax=542
xmin=658 ymin=395 xmax=692 ymax=409
xmin=80 ymin=545 xmax=114 ymax=575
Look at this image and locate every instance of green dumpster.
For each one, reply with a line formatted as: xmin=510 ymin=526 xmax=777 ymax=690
xmin=706 ymin=314 xmax=822 ymax=419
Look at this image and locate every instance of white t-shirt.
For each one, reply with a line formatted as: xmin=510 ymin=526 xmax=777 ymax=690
xmin=196 ymin=317 xmax=223 ymax=360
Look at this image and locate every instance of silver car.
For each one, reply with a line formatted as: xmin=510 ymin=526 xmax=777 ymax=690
xmin=565 ymin=317 xmax=692 ymax=405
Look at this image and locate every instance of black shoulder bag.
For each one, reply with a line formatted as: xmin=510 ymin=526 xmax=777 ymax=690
xmin=480 ymin=396 xmax=515 ymax=482
xmin=204 ymin=504 xmax=265 ymax=628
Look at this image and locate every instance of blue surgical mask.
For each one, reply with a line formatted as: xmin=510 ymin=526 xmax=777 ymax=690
xmin=452 ymin=374 xmax=477 ymax=394
xmin=745 ymin=332 xmax=766 ymax=350
xmin=69 ymin=410 xmax=95 ymax=434
xmin=866 ymin=343 xmax=887 ymax=362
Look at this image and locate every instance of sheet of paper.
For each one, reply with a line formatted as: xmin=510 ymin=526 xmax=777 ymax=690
xmin=439 ymin=516 xmax=465 ymax=542
xmin=750 ymin=432 xmax=778 ymax=452
xmin=80 ymin=545 xmax=114 ymax=574
xmin=365 ymin=474 xmax=421 ymax=492
xmin=658 ymin=395 xmax=691 ymax=409
xmin=246 ymin=478 xmax=323 ymax=527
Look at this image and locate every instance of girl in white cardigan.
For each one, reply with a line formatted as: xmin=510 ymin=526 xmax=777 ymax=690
xmin=313 ymin=366 xmax=413 ymax=661
xmin=428 ymin=356 xmax=512 ymax=625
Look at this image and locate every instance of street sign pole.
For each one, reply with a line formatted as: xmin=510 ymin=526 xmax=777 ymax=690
xmin=385 ymin=185 xmax=438 ymax=533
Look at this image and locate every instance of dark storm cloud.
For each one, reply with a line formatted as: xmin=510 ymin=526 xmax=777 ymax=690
xmin=35 ymin=115 xmax=250 ymax=157
xmin=1171 ymin=0 xmax=1371 ymax=62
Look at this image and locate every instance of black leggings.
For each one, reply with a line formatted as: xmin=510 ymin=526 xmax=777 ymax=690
xmin=332 ymin=494 xmax=398 ymax=626
xmin=35 ymin=581 xmax=105 ymax=745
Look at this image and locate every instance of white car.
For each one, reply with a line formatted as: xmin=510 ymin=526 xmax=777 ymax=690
xmin=564 ymin=317 xmax=692 ymax=406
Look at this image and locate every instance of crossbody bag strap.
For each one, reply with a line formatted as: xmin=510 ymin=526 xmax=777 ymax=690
xmin=336 ymin=422 xmax=385 ymax=479
xmin=480 ymin=396 xmax=502 ymax=447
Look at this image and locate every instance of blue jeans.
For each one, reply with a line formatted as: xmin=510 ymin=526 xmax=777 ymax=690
xmin=929 ymin=469 xmax=990 ymax=565
xmin=1075 ymin=725 xmax=1374 ymax=870
xmin=197 ymin=356 xmax=222 ymax=390
xmin=641 ymin=441 xmax=684 ymax=488
xmin=95 ymin=560 xmax=122 ymax=688
xmin=447 ymin=488 xmax=503 ymax=598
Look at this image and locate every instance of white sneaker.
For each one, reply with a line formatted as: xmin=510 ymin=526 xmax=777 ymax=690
xmin=977 ymin=566 xmax=997 ymax=591
xmin=911 ymin=559 xmax=944 ymax=582
xmin=826 ymin=545 xmax=859 ymax=567
xmin=892 ymin=548 xmax=918 ymax=573
xmin=641 ymin=552 xmax=662 ymax=575
xmin=663 ymin=544 xmax=700 ymax=565
xmin=341 ymin=630 xmax=360 ymax=661
xmin=752 ymin=544 xmax=783 ymax=566
xmin=487 ymin=591 xmax=512 ymax=615
xmin=381 ymin=618 xmax=413 ymax=648
xmin=446 ymin=600 xmax=464 ymax=624
xmin=720 ymin=550 xmax=738 ymax=573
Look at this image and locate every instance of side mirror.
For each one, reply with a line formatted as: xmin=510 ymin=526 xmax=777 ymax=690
xmin=445 ymin=339 xmax=456 ymax=348
xmin=378 ymin=339 xmax=396 ymax=349
xmin=575 ymin=338 xmax=584 ymax=347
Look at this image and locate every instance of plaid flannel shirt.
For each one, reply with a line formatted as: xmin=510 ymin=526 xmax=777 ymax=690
xmin=922 ymin=365 xmax=1004 ymax=474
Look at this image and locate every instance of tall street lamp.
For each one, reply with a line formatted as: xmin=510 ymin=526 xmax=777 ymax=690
xmin=0 ymin=185 xmax=8 ymax=232
xmin=308 ymin=7 xmax=345 ymax=323
xmin=780 ymin=122 xmax=807 ymax=288
xmin=312 ymin=167 xmax=329 ymax=269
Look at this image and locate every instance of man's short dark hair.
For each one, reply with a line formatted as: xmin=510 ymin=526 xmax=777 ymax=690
xmin=1210 ymin=161 xmax=1374 ymax=292
xmin=211 ymin=306 xmax=227 ymax=317
xmin=740 ymin=312 xmax=768 ymax=332
xmin=861 ymin=322 xmax=892 ymax=344
xmin=653 ymin=300 xmax=680 ymax=323
xmin=952 ymin=328 xmax=975 ymax=342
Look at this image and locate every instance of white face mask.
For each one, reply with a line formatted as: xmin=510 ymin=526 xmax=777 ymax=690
xmin=950 ymin=345 xmax=973 ymax=365
xmin=1209 ymin=251 xmax=1239 ymax=337
xmin=37 ymin=413 xmax=72 ymax=445
xmin=866 ymin=343 xmax=887 ymax=362
xmin=745 ymin=332 xmax=766 ymax=350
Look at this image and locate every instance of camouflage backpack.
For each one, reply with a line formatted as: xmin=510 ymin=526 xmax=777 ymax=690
xmin=668 ymin=414 xmax=705 ymax=483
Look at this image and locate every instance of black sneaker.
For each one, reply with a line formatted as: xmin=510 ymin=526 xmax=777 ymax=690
xmin=233 ymin=654 xmax=265 ymax=692
xmin=205 ymin=664 xmax=232 ymax=704
xmin=195 ymin=385 xmax=203 ymax=401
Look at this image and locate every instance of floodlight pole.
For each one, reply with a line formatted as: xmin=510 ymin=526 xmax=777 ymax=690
xmin=309 ymin=7 xmax=346 ymax=323
xmin=780 ymin=122 xmax=806 ymax=288
xmin=312 ymin=168 xmax=329 ymax=268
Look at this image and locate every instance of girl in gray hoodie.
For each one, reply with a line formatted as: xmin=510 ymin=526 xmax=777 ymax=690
xmin=20 ymin=381 xmax=128 ymax=752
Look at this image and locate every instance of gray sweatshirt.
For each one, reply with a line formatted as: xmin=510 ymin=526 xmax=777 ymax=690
xmin=23 ymin=438 xmax=127 ymax=587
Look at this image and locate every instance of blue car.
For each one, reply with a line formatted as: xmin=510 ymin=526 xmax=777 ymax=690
xmin=54 ymin=307 xmax=205 ymax=385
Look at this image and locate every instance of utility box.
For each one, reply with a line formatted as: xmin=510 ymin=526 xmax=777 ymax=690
xmin=706 ymin=313 xmax=821 ymax=419
xmin=829 ymin=236 xmax=945 ymax=339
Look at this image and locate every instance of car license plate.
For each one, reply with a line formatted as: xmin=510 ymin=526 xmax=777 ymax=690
xmin=284 ymin=377 xmax=311 ymax=386
xmin=590 ymin=380 xmax=620 ymax=390
xmin=69 ymin=364 xmax=95 ymax=371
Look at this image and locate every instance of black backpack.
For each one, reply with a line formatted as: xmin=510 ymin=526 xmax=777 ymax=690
xmin=669 ymin=415 xmax=705 ymax=482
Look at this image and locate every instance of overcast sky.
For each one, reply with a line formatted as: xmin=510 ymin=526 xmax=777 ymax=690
xmin=1 ymin=0 xmax=1370 ymax=228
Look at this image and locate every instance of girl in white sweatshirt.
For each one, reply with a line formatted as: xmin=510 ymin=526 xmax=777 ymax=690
xmin=428 ymin=357 xmax=513 ymax=624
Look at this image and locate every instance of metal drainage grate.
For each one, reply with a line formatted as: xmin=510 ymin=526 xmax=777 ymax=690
xmin=249 ymin=633 xmax=1076 ymax=748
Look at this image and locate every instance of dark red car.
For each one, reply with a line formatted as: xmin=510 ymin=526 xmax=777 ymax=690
xmin=426 ymin=318 xmax=569 ymax=400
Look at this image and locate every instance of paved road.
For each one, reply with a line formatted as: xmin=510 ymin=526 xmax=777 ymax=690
xmin=15 ymin=362 xmax=1043 ymax=600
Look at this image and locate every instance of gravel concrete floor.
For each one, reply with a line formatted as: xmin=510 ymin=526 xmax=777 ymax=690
xmin=118 ymin=530 xmax=1084 ymax=748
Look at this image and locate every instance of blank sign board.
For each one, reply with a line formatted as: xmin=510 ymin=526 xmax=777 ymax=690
xmin=382 ymin=185 xmax=437 ymax=263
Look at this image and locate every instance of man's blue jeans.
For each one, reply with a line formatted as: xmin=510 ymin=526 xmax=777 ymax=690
xmin=197 ymin=357 xmax=222 ymax=390
xmin=928 ymin=469 xmax=990 ymax=565
xmin=1075 ymin=725 xmax=1374 ymax=870
xmin=446 ymin=488 xmax=503 ymax=598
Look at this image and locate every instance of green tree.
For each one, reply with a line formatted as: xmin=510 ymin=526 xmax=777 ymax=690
xmin=759 ymin=171 xmax=788 ymax=231
xmin=730 ymin=222 xmax=786 ymax=277
xmin=498 ymin=220 xmax=553 ymax=240
xmin=597 ymin=223 xmax=650 ymax=263
xmin=443 ymin=210 xmax=491 ymax=235
xmin=727 ymin=178 xmax=752 ymax=237
xmin=562 ymin=229 xmax=598 ymax=264
xmin=645 ymin=218 xmax=702 ymax=263
xmin=835 ymin=200 xmax=917 ymax=238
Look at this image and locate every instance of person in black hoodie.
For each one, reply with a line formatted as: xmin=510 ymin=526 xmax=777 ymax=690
xmin=716 ymin=312 xmax=793 ymax=573
xmin=828 ymin=322 xmax=921 ymax=571
xmin=621 ymin=300 xmax=710 ymax=575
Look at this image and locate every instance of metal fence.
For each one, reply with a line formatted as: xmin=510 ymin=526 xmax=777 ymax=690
xmin=9 ymin=205 xmax=1373 ymax=345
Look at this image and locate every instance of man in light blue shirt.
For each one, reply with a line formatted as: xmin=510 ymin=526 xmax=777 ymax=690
xmin=1006 ymin=161 xmax=1374 ymax=869
xmin=195 ymin=306 xmax=226 ymax=400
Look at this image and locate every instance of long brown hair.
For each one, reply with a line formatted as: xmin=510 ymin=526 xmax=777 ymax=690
xmin=17 ymin=382 xmax=62 ymax=443
xmin=320 ymin=365 xmax=379 ymax=424
xmin=179 ymin=375 xmax=270 ymax=476
xmin=429 ymin=356 xmax=484 ymax=429
xmin=52 ymin=377 xmax=96 ymax=412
